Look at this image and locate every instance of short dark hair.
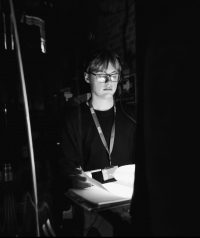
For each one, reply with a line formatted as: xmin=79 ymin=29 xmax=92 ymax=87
xmin=84 ymin=48 xmax=122 ymax=74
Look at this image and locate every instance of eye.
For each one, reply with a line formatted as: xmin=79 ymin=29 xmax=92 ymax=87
xmin=111 ymin=74 xmax=118 ymax=79
xmin=97 ymin=75 xmax=107 ymax=82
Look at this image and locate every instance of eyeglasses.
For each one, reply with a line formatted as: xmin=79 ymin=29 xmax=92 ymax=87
xmin=90 ymin=72 xmax=120 ymax=83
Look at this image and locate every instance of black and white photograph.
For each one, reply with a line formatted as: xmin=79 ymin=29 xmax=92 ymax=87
xmin=0 ymin=0 xmax=200 ymax=237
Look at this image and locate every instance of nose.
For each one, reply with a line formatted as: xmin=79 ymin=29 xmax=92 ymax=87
xmin=105 ymin=75 xmax=112 ymax=83
xmin=105 ymin=78 xmax=112 ymax=85
xmin=105 ymin=80 xmax=112 ymax=89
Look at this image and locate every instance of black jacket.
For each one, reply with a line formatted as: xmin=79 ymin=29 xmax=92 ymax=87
xmin=59 ymin=101 xmax=136 ymax=186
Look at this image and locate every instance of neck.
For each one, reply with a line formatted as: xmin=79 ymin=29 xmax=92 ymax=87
xmin=91 ymin=95 xmax=114 ymax=111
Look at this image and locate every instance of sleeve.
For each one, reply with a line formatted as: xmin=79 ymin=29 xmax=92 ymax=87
xmin=118 ymin=102 xmax=137 ymax=164
xmin=59 ymin=106 xmax=83 ymax=189
xmin=123 ymin=105 xmax=136 ymax=164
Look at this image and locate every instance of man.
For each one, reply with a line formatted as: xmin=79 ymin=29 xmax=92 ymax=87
xmin=58 ymin=48 xmax=136 ymax=236
xmin=59 ymin=48 xmax=136 ymax=189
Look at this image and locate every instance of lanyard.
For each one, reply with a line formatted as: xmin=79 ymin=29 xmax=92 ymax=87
xmin=88 ymin=100 xmax=116 ymax=166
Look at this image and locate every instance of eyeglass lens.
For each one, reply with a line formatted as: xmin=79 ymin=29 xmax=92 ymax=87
xmin=97 ymin=74 xmax=119 ymax=82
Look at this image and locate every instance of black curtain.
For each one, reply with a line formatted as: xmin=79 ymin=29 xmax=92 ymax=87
xmin=131 ymin=2 xmax=200 ymax=236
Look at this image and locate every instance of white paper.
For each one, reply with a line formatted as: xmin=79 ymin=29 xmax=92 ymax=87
xmin=69 ymin=185 xmax=129 ymax=205
xmin=102 ymin=181 xmax=133 ymax=199
xmin=67 ymin=164 xmax=135 ymax=206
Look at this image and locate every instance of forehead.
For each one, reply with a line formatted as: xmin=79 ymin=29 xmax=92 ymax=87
xmin=93 ymin=61 xmax=120 ymax=73
xmin=97 ymin=62 xmax=118 ymax=73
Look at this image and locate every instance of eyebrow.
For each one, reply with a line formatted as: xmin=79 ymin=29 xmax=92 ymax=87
xmin=97 ymin=70 xmax=118 ymax=74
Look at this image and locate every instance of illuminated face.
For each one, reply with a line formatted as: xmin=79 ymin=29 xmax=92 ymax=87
xmin=85 ymin=62 xmax=120 ymax=99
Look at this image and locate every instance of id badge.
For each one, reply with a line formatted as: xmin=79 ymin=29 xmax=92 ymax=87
xmin=102 ymin=166 xmax=118 ymax=181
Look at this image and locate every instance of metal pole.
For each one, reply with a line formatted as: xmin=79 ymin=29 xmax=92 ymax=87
xmin=8 ymin=0 xmax=40 ymax=236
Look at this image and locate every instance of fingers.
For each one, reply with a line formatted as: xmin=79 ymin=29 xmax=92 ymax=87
xmin=69 ymin=167 xmax=96 ymax=189
xmin=72 ymin=177 xmax=93 ymax=189
xmin=69 ymin=173 xmax=87 ymax=181
xmin=69 ymin=173 xmax=93 ymax=189
xmin=73 ymin=167 xmax=83 ymax=175
xmin=73 ymin=180 xmax=93 ymax=189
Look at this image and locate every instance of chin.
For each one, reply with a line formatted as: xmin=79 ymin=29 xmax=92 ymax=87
xmin=102 ymin=93 xmax=114 ymax=98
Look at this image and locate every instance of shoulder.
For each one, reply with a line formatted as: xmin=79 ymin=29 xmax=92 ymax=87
xmin=63 ymin=102 xmax=90 ymax=124
xmin=116 ymin=102 xmax=136 ymax=126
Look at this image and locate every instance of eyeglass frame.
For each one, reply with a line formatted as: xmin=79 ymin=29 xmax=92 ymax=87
xmin=89 ymin=72 xmax=121 ymax=83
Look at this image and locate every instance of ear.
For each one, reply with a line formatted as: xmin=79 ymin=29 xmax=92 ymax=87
xmin=84 ymin=73 xmax=90 ymax=84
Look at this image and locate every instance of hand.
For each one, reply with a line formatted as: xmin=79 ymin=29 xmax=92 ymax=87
xmin=69 ymin=167 xmax=93 ymax=189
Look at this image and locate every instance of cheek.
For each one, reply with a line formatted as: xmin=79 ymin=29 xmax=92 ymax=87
xmin=113 ymin=83 xmax=118 ymax=91
xmin=91 ymin=82 xmax=101 ymax=92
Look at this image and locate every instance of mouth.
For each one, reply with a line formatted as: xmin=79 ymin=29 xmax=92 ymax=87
xmin=103 ymin=88 xmax=112 ymax=91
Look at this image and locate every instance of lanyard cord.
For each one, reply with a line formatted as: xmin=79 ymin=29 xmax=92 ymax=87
xmin=88 ymin=100 xmax=116 ymax=166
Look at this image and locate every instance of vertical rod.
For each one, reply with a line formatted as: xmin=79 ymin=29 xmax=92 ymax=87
xmin=10 ymin=15 xmax=14 ymax=50
xmin=8 ymin=0 xmax=40 ymax=236
xmin=2 ymin=12 xmax=7 ymax=50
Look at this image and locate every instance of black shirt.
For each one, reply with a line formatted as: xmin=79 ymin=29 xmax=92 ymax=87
xmin=60 ymin=102 xmax=136 ymax=182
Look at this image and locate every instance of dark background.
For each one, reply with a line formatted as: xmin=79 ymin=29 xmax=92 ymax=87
xmin=132 ymin=1 xmax=200 ymax=236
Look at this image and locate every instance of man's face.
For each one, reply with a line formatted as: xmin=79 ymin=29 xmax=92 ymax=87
xmin=86 ymin=62 xmax=119 ymax=99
